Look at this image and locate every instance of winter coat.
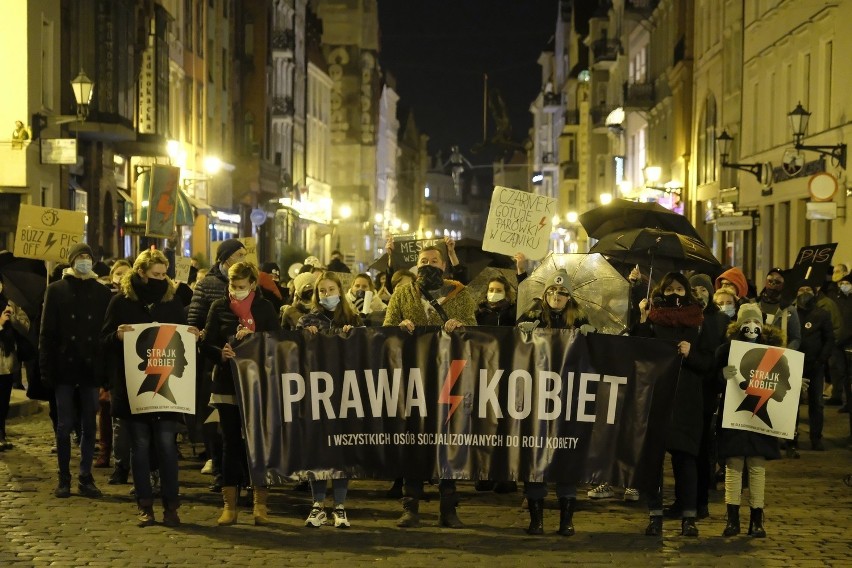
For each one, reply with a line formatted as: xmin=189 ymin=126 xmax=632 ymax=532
xmin=517 ymin=306 xmax=589 ymax=330
xmin=298 ymin=307 xmax=363 ymax=333
xmin=101 ymin=275 xmax=188 ymax=420
xmin=281 ymin=302 xmax=311 ymax=330
xmin=796 ymin=301 xmax=835 ymax=375
xmin=187 ymin=264 xmax=229 ymax=328
xmin=829 ymin=287 xmax=852 ymax=347
xmin=0 ymin=298 xmax=32 ymax=375
xmin=700 ymin=303 xmax=730 ymax=415
xmin=632 ymin=305 xmax=716 ymax=456
xmin=714 ymin=324 xmax=785 ymax=461
xmin=201 ymin=292 xmax=280 ymax=398
xmin=475 ymin=300 xmax=517 ymax=327
xmin=758 ymin=300 xmax=801 ymax=349
xmin=39 ymin=270 xmax=113 ymax=387
xmin=383 ymin=280 xmax=476 ymax=327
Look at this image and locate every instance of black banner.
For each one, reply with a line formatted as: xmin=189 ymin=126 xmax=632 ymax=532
xmin=232 ymin=327 xmax=681 ymax=491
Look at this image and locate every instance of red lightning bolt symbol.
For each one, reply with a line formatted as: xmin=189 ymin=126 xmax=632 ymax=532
xmin=538 ymin=216 xmax=547 ymax=231
xmin=438 ymin=359 xmax=467 ymax=424
xmin=745 ymin=347 xmax=785 ymax=416
xmin=156 ymin=190 xmax=174 ymax=221
xmin=145 ymin=325 xmax=177 ymax=397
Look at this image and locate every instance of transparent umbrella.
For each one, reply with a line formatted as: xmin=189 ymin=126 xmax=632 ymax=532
xmin=517 ymin=253 xmax=630 ymax=335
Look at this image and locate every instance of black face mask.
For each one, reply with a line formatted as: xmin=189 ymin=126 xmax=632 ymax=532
xmin=147 ymin=278 xmax=169 ymax=297
xmin=657 ymin=292 xmax=684 ymax=308
xmin=796 ymin=292 xmax=815 ymax=309
xmin=416 ymin=265 xmax=445 ymax=291
xmin=354 ymin=289 xmax=366 ymax=299
xmin=300 ymin=289 xmax=313 ymax=302
xmin=761 ymin=288 xmax=782 ymax=302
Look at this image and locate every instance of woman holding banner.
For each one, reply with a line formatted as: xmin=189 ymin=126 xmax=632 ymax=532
xmin=201 ymin=261 xmax=281 ymax=526
xmin=516 ymin=269 xmax=593 ymax=536
xmin=297 ymin=270 xmax=364 ymax=528
xmin=102 ymin=249 xmax=200 ymax=528
xmin=634 ymin=272 xmax=716 ymax=538
xmin=716 ymin=303 xmax=785 ymax=538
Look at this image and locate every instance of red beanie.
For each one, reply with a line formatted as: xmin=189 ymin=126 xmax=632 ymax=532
xmin=715 ymin=267 xmax=748 ymax=298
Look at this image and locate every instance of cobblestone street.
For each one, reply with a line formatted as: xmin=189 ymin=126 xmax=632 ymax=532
xmin=1 ymin=392 xmax=850 ymax=567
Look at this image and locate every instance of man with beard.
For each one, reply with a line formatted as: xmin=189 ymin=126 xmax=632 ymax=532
xmin=795 ymin=283 xmax=835 ymax=451
xmin=383 ymin=246 xmax=476 ymax=529
xmin=756 ymin=268 xmax=801 ymax=350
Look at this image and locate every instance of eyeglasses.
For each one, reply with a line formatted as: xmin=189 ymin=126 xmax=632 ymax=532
xmin=546 ymin=289 xmax=570 ymax=298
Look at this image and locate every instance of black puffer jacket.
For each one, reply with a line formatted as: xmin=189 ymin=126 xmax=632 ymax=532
xmin=475 ymin=300 xmax=517 ymax=326
xmin=201 ymin=292 xmax=281 ymax=397
xmin=796 ymin=300 xmax=835 ymax=374
xmin=187 ymin=264 xmax=228 ymax=328
xmin=39 ymin=270 xmax=113 ymax=387
xmin=102 ymin=275 xmax=188 ymax=420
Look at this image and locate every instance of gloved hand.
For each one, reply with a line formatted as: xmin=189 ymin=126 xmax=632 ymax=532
xmin=801 ymin=377 xmax=810 ymax=398
xmin=579 ymin=324 xmax=595 ymax=336
xmin=722 ymin=365 xmax=738 ymax=381
xmin=518 ymin=319 xmax=539 ymax=333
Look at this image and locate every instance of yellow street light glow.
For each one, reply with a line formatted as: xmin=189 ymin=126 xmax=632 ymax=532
xmin=566 ymin=211 xmax=579 ymax=223
xmin=600 ymin=192 xmax=613 ymax=205
xmin=552 ymin=214 xmax=560 ymax=226
xmin=339 ymin=205 xmax=352 ymax=219
xmin=374 ymin=213 xmax=383 ymax=223
xmin=204 ymin=156 xmax=222 ymax=175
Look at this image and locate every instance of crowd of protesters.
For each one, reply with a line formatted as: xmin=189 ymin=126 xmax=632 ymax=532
xmin=0 ymin=236 xmax=849 ymax=539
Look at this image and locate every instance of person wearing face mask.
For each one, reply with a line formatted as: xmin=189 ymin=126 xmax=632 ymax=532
xmin=827 ymin=274 xmax=852 ymax=422
xmin=200 ymin=262 xmax=280 ymax=526
xmin=296 ymin=271 xmax=363 ymax=528
xmin=516 ymin=269 xmax=592 ymax=537
xmin=634 ymin=272 xmax=717 ymax=538
xmin=794 ymin=283 xmax=835 ymax=452
xmin=714 ymin=290 xmax=738 ymax=320
xmin=383 ymin=246 xmax=476 ymax=529
xmin=39 ymin=243 xmax=114 ymax=501
xmin=715 ymin=303 xmax=786 ymax=538
xmin=281 ymin=272 xmax=318 ymax=329
xmin=475 ymin=275 xmax=518 ymax=327
xmin=755 ymin=268 xmax=801 ymax=350
xmin=102 ymin=249 xmax=201 ymax=527
xmin=345 ymin=273 xmax=387 ymax=318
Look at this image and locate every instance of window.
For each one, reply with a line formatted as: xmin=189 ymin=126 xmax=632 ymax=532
xmin=822 ymin=41 xmax=832 ymax=130
xmin=697 ymin=95 xmax=716 ymax=184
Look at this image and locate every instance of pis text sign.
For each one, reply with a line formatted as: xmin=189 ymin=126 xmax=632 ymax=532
xmin=14 ymin=204 xmax=86 ymax=262
xmin=482 ymin=186 xmax=555 ymax=261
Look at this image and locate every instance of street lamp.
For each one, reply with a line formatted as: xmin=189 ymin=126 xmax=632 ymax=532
xmin=339 ymin=204 xmax=352 ymax=219
xmin=787 ymin=102 xmax=847 ymax=169
xmin=715 ymin=129 xmax=763 ymax=181
xmin=70 ymin=68 xmax=95 ymax=120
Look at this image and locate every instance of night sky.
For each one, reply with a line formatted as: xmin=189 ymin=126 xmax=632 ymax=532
xmin=377 ymin=0 xmax=562 ymax=165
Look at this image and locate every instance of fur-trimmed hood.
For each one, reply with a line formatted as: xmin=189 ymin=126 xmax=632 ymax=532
xmin=118 ymin=273 xmax=176 ymax=303
xmin=62 ymin=267 xmax=99 ymax=280
xmin=725 ymin=319 xmax=785 ymax=346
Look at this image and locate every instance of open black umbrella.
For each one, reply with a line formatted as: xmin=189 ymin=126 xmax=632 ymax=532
xmin=589 ymin=228 xmax=720 ymax=295
xmin=0 ymin=251 xmax=47 ymax=320
xmin=579 ymin=199 xmax=703 ymax=242
xmin=453 ymin=238 xmax=516 ymax=280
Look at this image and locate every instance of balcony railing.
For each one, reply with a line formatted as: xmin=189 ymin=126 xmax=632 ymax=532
xmin=272 ymin=29 xmax=295 ymax=52
xmin=591 ymin=105 xmax=617 ymax=127
xmin=592 ymin=39 xmax=622 ymax=62
xmin=562 ymin=161 xmax=579 ymax=180
xmin=623 ymin=82 xmax=655 ymax=110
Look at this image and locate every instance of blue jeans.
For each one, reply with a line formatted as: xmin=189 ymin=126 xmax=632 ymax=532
xmin=55 ymin=384 xmax=99 ymax=477
xmin=310 ymin=478 xmax=349 ymax=505
xmin=129 ymin=417 xmax=179 ymax=504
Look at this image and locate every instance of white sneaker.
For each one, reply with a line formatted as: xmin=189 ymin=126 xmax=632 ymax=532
xmin=587 ymin=483 xmax=614 ymax=499
xmin=305 ymin=503 xmax=327 ymax=527
xmin=623 ymin=488 xmax=640 ymax=502
xmin=332 ymin=506 xmax=350 ymax=528
xmin=200 ymin=459 xmax=214 ymax=475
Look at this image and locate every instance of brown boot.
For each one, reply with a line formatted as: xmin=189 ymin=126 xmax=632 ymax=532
xmin=137 ymin=499 xmax=155 ymax=527
xmin=253 ymin=487 xmax=270 ymax=525
xmin=217 ymin=486 xmax=239 ymax=526
xmin=162 ymin=500 xmax=181 ymax=527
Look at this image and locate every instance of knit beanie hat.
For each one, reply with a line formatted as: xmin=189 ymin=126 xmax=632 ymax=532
xmin=736 ymin=303 xmax=763 ymax=325
xmin=689 ymin=273 xmax=714 ymax=293
xmin=67 ymin=243 xmax=94 ymax=265
xmin=293 ymin=272 xmax=317 ymax=294
xmin=544 ymin=269 xmax=571 ymax=293
xmin=215 ymin=239 xmax=246 ymax=263
xmin=715 ymin=267 xmax=748 ymax=298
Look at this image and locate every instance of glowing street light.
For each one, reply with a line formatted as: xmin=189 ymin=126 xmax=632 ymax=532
xmin=339 ymin=205 xmax=352 ymax=219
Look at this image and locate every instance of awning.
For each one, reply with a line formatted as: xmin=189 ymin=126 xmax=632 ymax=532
xmin=115 ymin=188 xmax=132 ymax=203
xmin=186 ymin=194 xmax=213 ymax=214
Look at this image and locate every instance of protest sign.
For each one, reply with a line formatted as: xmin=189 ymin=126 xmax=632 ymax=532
xmin=144 ymin=165 xmax=181 ymax=237
xmin=14 ymin=204 xmax=86 ymax=262
xmin=390 ymin=237 xmax=447 ymax=269
xmin=173 ymin=256 xmax=192 ymax=283
xmin=239 ymin=236 xmax=258 ymax=266
xmin=482 ymin=186 xmax=555 ymax=260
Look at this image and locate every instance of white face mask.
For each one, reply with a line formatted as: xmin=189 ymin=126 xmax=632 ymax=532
xmin=486 ymin=292 xmax=505 ymax=303
xmin=230 ymin=287 xmax=251 ymax=301
xmin=720 ymin=305 xmax=736 ymax=318
xmin=74 ymin=259 xmax=93 ymax=275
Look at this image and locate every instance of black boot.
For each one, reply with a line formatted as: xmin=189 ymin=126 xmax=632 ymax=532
xmin=386 ymin=478 xmax=403 ymax=499
xmin=662 ymin=500 xmax=682 ymax=518
xmin=54 ymin=473 xmax=72 ymax=499
xmin=681 ymin=517 xmax=698 ymax=537
xmin=397 ymin=497 xmax=420 ymax=528
xmin=722 ymin=504 xmax=740 ymax=536
xmin=748 ymin=507 xmax=766 ymax=538
xmin=439 ymin=488 xmax=463 ymax=528
xmin=526 ymin=499 xmax=544 ymax=535
xmin=557 ymin=497 xmax=576 ymax=536
xmin=644 ymin=515 xmax=663 ymax=536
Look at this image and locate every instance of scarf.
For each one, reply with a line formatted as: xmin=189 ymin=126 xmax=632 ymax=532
xmin=229 ymin=291 xmax=256 ymax=331
xmin=131 ymin=273 xmax=166 ymax=308
xmin=648 ymin=303 xmax=704 ymax=328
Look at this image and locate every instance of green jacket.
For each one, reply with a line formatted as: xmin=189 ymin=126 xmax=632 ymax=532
xmin=383 ymin=280 xmax=476 ymax=327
